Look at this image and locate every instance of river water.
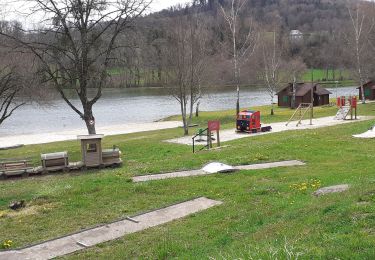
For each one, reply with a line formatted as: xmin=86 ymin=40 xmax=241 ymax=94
xmin=0 ymin=86 xmax=357 ymax=136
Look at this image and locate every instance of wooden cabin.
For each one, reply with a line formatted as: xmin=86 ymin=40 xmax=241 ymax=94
xmin=358 ymin=80 xmax=375 ymax=100
xmin=277 ymin=83 xmax=331 ymax=108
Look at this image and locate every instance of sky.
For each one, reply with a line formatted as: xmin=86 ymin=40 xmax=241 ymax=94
xmin=0 ymin=0 xmax=192 ymax=27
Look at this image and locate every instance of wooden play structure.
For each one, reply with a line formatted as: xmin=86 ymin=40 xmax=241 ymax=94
xmin=41 ymin=151 xmax=69 ymax=173
xmin=0 ymin=159 xmax=33 ymax=178
xmin=0 ymin=134 xmax=122 ymax=179
xmin=335 ymin=96 xmax=357 ymax=120
xmin=286 ymin=103 xmax=313 ymax=126
xmin=236 ymin=110 xmax=272 ymax=133
xmin=192 ymin=121 xmax=221 ymax=153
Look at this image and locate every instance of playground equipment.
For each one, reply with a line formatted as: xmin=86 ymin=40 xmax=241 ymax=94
xmin=335 ymin=96 xmax=357 ymax=120
xmin=192 ymin=120 xmax=221 ymax=153
xmin=286 ymin=103 xmax=313 ymax=126
xmin=41 ymin=151 xmax=69 ymax=173
xmin=0 ymin=134 xmax=122 ymax=179
xmin=236 ymin=110 xmax=272 ymax=133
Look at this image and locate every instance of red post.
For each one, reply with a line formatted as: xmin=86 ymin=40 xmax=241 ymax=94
xmin=337 ymin=97 xmax=341 ymax=108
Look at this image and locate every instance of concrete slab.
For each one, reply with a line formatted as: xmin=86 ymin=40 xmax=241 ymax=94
xmin=132 ymin=160 xmax=305 ymax=183
xmin=313 ymin=184 xmax=350 ymax=196
xmin=166 ymin=116 xmax=374 ymax=146
xmin=0 ymin=197 xmax=222 ymax=260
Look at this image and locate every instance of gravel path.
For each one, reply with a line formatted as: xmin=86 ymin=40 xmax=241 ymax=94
xmin=132 ymin=160 xmax=305 ymax=182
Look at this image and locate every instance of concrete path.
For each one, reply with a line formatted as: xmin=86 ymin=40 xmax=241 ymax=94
xmin=132 ymin=160 xmax=305 ymax=182
xmin=0 ymin=197 xmax=221 ymax=260
xmin=313 ymin=184 xmax=350 ymax=196
xmin=0 ymin=121 xmax=182 ymax=148
xmin=166 ymin=116 xmax=374 ymax=146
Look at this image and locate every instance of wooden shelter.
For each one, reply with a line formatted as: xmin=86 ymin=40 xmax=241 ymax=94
xmin=78 ymin=134 xmax=104 ymax=167
xmin=357 ymin=80 xmax=375 ymax=100
xmin=277 ymin=83 xmax=331 ymax=108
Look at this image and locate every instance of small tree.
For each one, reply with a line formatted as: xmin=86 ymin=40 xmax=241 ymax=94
xmin=163 ymin=13 xmax=207 ymax=135
xmin=346 ymin=1 xmax=375 ymax=104
xmin=260 ymin=31 xmax=283 ymax=115
xmin=286 ymin=58 xmax=307 ymax=109
xmin=1 ymin=0 xmax=151 ymax=134
xmin=220 ymin=0 xmax=257 ymax=115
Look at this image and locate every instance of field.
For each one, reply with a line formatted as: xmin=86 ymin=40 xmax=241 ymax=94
xmin=1 ymin=104 xmax=375 ymax=259
xmin=302 ymin=69 xmax=355 ymax=87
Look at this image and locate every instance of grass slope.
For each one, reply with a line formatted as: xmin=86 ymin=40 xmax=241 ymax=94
xmin=0 ymin=104 xmax=374 ymax=259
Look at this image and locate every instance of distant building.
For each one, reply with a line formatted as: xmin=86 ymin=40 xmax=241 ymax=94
xmin=357 ymin=80 xmax=375 ymax=100
xmin=289 ymin=30 xmax=303 ymax=41
xmin=277 ymin=83 xmax=331 ymax=108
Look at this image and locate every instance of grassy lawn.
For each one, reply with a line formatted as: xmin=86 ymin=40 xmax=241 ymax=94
xmin=302 ymin=69 xmax=355 ymax=87
xmin=1 ymin=104 xmax=375 ymax=258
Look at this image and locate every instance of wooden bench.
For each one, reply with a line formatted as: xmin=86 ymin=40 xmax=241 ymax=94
xmin=0 ymin=159 xmax=33 ymax=179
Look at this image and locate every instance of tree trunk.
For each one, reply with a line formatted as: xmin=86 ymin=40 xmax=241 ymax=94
xmin=236 ymin=86 xmax=240 ymax=115
xmin=84 ymin=118 xmax=96 ymax=134
xmin=83 ymin=109 xmax=96 ymax=134
xmin=195 ymin=101 xmax=200 ymax=117
xmin=291 ymin=75 xmax=296 ymax=109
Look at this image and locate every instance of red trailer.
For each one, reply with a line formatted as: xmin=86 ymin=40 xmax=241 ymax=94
xmin=236 ymin=110 xmax=272 ymax=133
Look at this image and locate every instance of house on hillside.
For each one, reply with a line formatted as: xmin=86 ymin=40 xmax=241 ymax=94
xmin=289 ymin=30 xmax=303 ymax=42
xmin=357 ymin=80 xmax=375 ymax=100
xmin=277 ymin=83 xmax=332 ymax=108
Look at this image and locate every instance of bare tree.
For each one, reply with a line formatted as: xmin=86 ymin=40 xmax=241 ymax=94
xmin=163 ymin=13 xmax=207 ymax=135
xmin=0 ymin=0 xmax=151 ymax=134
xmin=286 ymin=58 xmax=307 ymax=109
xmin=346 ymin=1 xmax=375 ymax=104
xmin=0 ymin=66 xmax=25 ymax=126
xmin=220 ymin=0 xmax=257 ymax=115
xmin=260 ymin=31 xmax=283 ymax=115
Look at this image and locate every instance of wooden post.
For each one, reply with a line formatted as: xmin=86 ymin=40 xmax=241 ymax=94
xmin=209 ymin=131 xmax=213 ymax=148
xmin=216 ymin=130 xmax=220 ymax=147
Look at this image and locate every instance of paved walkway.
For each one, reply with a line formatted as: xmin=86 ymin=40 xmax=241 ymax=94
xmin=132 ymin=160 xmax=305 ymax=182
xmin=166 ymin=116 xmax=374 ymax=145
xmin=0 ymin=197 xmax=221 ymax=260
xmin=0 ymin=121 xmax=182 ymax=148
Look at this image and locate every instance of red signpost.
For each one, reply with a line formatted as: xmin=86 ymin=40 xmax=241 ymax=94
xmin=207 ymin=120 xmax=220 ymax=148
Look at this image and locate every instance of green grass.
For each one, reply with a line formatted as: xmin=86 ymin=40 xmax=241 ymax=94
xmin=302 ymin=69 xmax=355 ymax=86
xmin=1 ymin=103 xmax=375 ymax=258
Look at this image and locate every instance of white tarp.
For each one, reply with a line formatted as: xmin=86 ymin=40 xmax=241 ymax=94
xmin=353 ymin=125 xmax=375 ymax=139
xmin=202 ymin=162 xmax=236 ymax=174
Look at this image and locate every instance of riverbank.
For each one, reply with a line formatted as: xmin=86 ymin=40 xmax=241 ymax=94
xmin=0 ymin=121 xmax=182 ymax=148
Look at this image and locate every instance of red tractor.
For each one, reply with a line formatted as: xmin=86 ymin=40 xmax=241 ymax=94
xmin=236 ymin=110 xmax=272 ymax=133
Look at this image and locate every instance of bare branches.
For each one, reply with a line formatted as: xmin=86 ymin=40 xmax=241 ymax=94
xmin=220 ymin=0 xmax=257 ymax=114
xmin=346 ymin=0 xmax=375 ymax=104
xmin=0 ymin=66 xmax=25 ymax=125
xmin=0 ymin=0 xmax=151 ymax=134
xmin=162 ymin=11 xmax=208 ymax=135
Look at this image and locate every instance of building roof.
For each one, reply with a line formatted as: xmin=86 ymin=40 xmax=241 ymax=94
xmin=77 ymin=134 xmax=104 ymax=140
xmin=357 ymin=80 xmax=375 ymax=89
xmin=278 ymin=83 xmax=331 ymax=96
